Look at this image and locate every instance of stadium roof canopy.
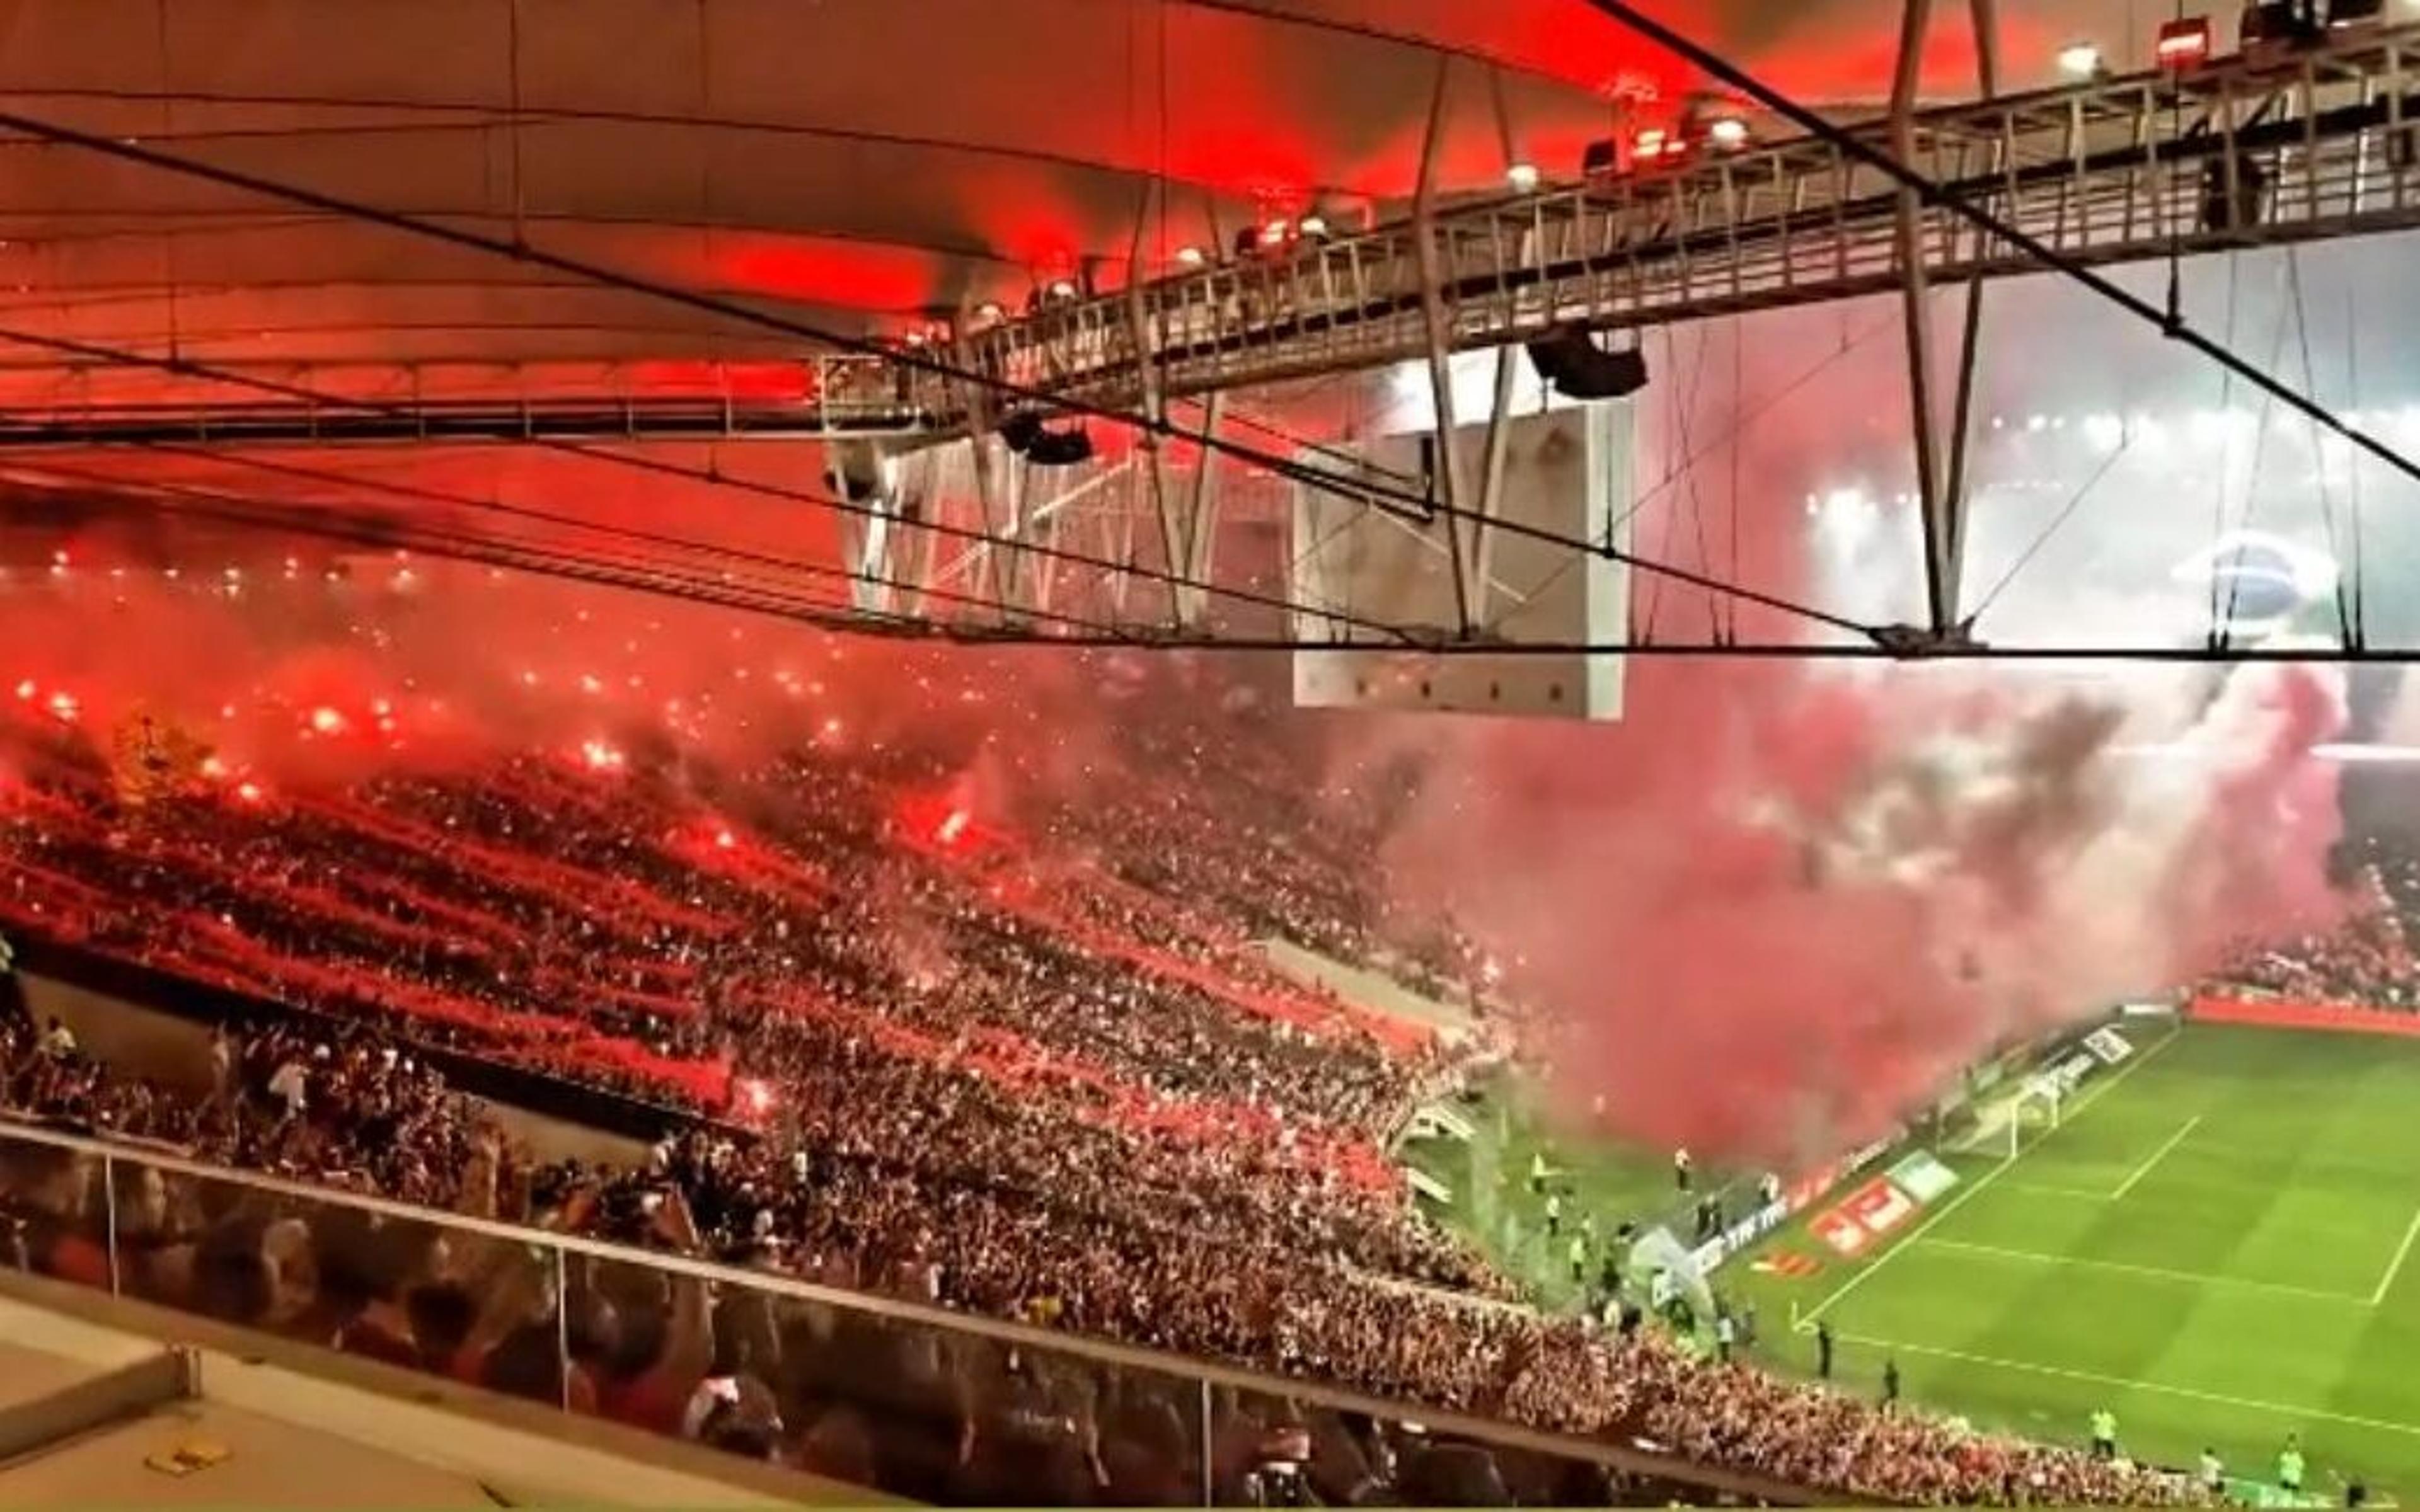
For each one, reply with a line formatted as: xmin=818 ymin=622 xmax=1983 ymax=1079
xmin=1 ymin=0 xmax=2110 ymax=387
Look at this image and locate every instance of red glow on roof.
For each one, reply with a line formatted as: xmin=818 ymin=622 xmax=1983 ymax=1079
xmin=717 ymin=235 xmax=936 ymax=311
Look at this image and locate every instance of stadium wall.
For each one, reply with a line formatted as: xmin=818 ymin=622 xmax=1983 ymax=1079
xmin=2190 ymin=992 xmax=2420 ymax=1038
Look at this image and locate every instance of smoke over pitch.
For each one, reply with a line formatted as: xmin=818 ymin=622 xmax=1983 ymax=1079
xmin=1353 ymin=253 xmax=2397 ymax=1163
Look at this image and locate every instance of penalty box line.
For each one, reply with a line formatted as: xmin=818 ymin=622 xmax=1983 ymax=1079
xmin=1832 ymin=1331 xmax=2420 ymax=1442
xmin=1796 ymin=1027 xmax=2184 ymax=1332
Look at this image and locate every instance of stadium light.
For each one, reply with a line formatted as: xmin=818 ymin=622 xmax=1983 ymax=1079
xmin=1707 ymin=116 xmax=1751 ymax=149
xmin=2058 ymin=40 xmax=2105 ymax=77
xmin=1046 ymin=277 xmax=1078 ymax=301
xmin=1505 ymin=161 xmax=1541 ymax=192
xmin=974 ymin=300 xmax=1005 ymax=322
xmin=2155 ymin=16 xmax=2213 ymax=66
xmin=1297 ymin=213 xmax=1330 ymax=239
xmin=1173 ymin=244 xmax=1206 ymax=268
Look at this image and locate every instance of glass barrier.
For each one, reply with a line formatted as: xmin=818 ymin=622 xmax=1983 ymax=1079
xmin=105 ymin=1147 xmax=565 ymax=1410
xmin=567 ymin=1251 xmax=1212 ymax=1504
xmin=0 ymin=1127 xmax=113 ymax=1292
xmin=1206 ymin=1382 xmax=1680 ymax=1508
xmin=0 ymin=1120 xmax=1807 ymax=1509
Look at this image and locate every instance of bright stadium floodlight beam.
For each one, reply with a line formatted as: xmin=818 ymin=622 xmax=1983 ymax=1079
xmin=1506 ymin=161 xmax=1541 ymax=192
xmin=2058 ymin=40 xmax=2104 ymax=77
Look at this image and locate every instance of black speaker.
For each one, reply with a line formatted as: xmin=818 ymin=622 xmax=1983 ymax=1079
xmin=998 ymin=411 xmax=1044 ymax=455
xmin=1524 ymin=325 xmax=1649 ymax=400
xmin=1024 ymin=427 xmax=1095 ymax=467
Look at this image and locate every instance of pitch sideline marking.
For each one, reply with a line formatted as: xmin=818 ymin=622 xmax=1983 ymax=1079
xmin=1795 ymin=1028 xmax=2184 ymax=1332
xmin=1834 ymin=1331 xmax=2420 ymax=1441
xmin=2371 ymin=1204 xmax=2420 ymax=1306
xmin=1997 ymin=1179 xmax=2118 ymax=1201
xmin=2109 ymin=1113 xmax=2202 ymax=1200
xmin=1916 ymin=1235 xmax=2370 ymax=1305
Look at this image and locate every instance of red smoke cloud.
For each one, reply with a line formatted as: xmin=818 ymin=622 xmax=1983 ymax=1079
xmin=1370 ymin=655 xmax=2348 ymax=1165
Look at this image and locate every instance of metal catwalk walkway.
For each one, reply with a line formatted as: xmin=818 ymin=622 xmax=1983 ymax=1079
xmin=953 ymin=21 xmax=2420 ymax=422
xmin=7 ymin=23 xmax=2418 ymax=453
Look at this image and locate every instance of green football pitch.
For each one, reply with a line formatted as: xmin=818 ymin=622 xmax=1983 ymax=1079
xmin=1409 ymin=1024 xmax=2420 ymax=1498
xmin=1737 ymin=1022 xmax=2420 ymax=1499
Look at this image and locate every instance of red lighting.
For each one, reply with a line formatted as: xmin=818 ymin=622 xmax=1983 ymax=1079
xmin=715 ymin=828 xmax=737 ymax=850
xmin=2155 ymin=17 xmax=2212 ymax=67
xmin=936 ymin=808 xmax=972 ymax=847
xmin=13 ymin=679 xmax=32 ymax=701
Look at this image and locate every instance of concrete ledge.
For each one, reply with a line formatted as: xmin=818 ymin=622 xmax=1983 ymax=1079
xmin=0 ymin=1272 xmax=882 ymax=1506
xmin=0 ymin=1348 xmax=193 ymax=1464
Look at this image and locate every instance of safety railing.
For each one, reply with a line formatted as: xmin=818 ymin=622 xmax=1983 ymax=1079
xmin=0 ymin=1116 xmax=1821 ymax=1508
xmin=932 ymin=22 xmax=2420 ymax=421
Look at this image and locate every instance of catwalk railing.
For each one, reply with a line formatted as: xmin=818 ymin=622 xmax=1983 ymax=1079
xmin=0 ymin=1117 xmax=1824 ymax=1508
xmin=0 ymin=354 xmax=926 ymax=450
xmin=938 ymin=22 xmax=2420 ymax=420
xmin=11 ymin=29 xmax=2419 ymax=455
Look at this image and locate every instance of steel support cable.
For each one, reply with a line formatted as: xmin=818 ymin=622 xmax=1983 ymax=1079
xmin=0 ymin=108 xmax=1869 ymax=641
xmin=32 ymin=467 xmax=2420 ymax=667
xmin=55 ymin=438 xmax=1156 ymax=643
xmin=1568 ymin=0 xmax=2420 ymax=496
xmin=2284 ymin=248 xmax=2356 ymax=648
xmin=1967 ymin=425 xmax=2137 ymax=622
xmin=2221 ymin=275 xmax=2298 ymax=644
xmin=0 ymin=323 xmax=1411 ymax=646
xmin=13 ymin=462 xmax=948 ymax=641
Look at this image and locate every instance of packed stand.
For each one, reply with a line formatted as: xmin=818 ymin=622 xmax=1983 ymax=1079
xmin=0 ymin=988 xmax=2200 ymax=1505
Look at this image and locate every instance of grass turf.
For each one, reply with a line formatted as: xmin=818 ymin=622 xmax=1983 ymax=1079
xmin=1733 ymin=1022 xmax=2420 ymax=1501
xmin=1400 ymin=1070 xmax=1749 ymax=1312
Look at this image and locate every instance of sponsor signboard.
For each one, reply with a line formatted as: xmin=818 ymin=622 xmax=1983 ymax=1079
xmin=1688 ymin=1198 xmax=1790 ymax=1273
xmin=1809 ymin=1206 xmax=1872 ymax=1257
xmin=1840 ymin=1176 xmax=1919 ymax=1237
xmin=1888 ymin=1150 xmax=1961 ymax=1204
xmin=2083 ymin=1026 xmax=2134 ymax=1065
xmin=1808 ymin=1176 xmax=1921 ymax=1257
xmin=2029 ymin=1051 xmax=2097 ymax=1100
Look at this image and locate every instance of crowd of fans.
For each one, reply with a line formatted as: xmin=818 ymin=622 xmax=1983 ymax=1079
xmin=2208 ymin=848 xmax=2418 ymax=1007
xmin=0 ymin=684 xmax=2209 ymax=1506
